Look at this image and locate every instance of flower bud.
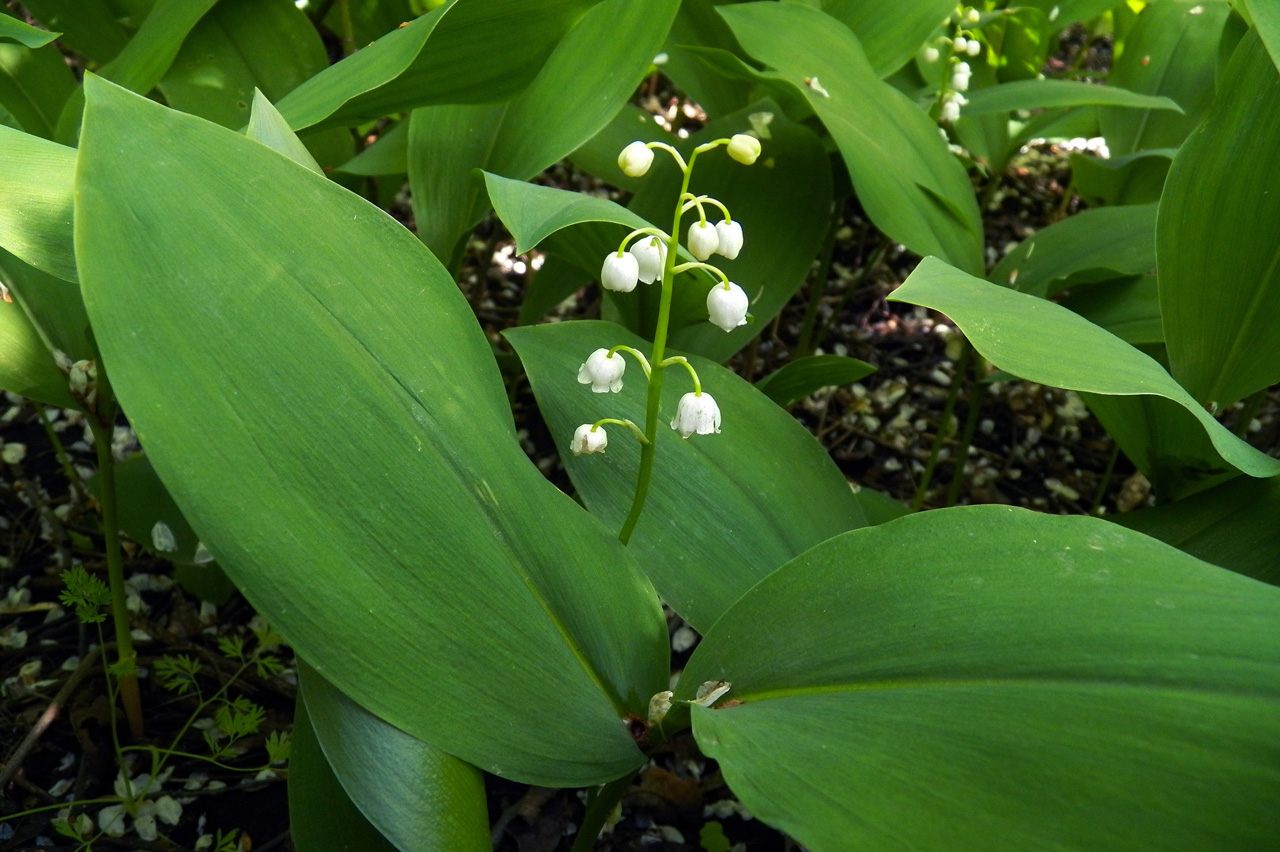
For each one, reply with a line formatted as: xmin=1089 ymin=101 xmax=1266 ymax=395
xmin=570 ymin=424 xmax=608 ymax=455
xmin=601 ymin=251 xmax=640 ymax=292
xmin=726 ymin=133 xmax=761 ymax=165
xmin=940 ymin=91 xmax=967 ymax=123
xmin=618 ymin=141 xmax=653 ymax=177
xmin=967 ymin=38 xmax=981 ymax=56
xmin=629 ymin=236 xmax=667 ymax=284
xmin=577 ymin=348 xmax=625 ymax=393
xmin=707 ymin=282 xmax=749 ymax=332
xmin=671 ymin=392 xmax=721 ymax=437
xmin=965 ymin=8 xmax=980 ymax=23
xmin=687 ymin=221 xmax=719 ymax=261
xmin=953 ymin=36 xmax=968 ymax=53
xmin=714 ymin=220 xmax=743 ymax=260
xmin=951 ymin=61 xmax=971 ymax=92
xmin=923 ymin=46 xmax=940 ymax=63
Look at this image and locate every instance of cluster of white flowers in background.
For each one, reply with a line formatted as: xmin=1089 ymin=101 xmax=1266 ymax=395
xmin=572 ymin=133 xmax=762 ymax=456
xmin=923 ymin=5 xmax=985 ymax=125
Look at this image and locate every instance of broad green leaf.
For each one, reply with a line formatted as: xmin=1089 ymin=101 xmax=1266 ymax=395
xmin=889 ymin=257 xmax=1280 ymax=481
xmin=1246 ymin=0 xmax=1280 ymax=71
xmin=1101 ymin=0 xmax=1230 ymax=155
xmin=0 ymin=29 xmax=76 ymax=138
xmin=989 ymin=203 xmax=1157 ymax=298
xmin=407 ymin=0 xmax=678 ymax=263
xmin=505 ymin=320 xmax=868 ymax=632
xmin=54 ymin=0 xmax=220 ymax=144
xmin=516 ymin=253 xmax=591 ymax=326
xmin=720 ymin=2 xmax=984 ymax=275
xmin=962 ymin=79 xmax=1182 ymax=116
xmin=1112 ymin=474 xmax=1280 ymax=586
xmin=623 ymin=105 xmax=833 ymax=362
xmin=680 ymin=506 xmax=1280 ymax=852
xmin=322 ymin=0 xmax=412 ymax=48
xmin=820 ymin=0 xmax=955 ymax=77
xmin=276 ymin=0 xmax=602 ymax=132
xmin=0 ymin=247 xmax=89 ymax=394
xmin=246 ymin=90 xmax=323 ymax=175
xmin=0 ymin=125 xmax=75 ymax=281
xmin=299 ymin=663 xmax=490 ymax=852
xmin=336 ymin=120 xmax=408 ymax=176
xmin=291 ymin=689 xmax=401 ymax=852
xmin=76 ymin=76 xmax=668 ymax=787
xmin=0 ymin=14 xmax=57 ymax=48
xmin=20 ymin=0 xmax=130 ymax=63
xmin=988 ymin=7 xmax=1052 ymax=82
xmin=1070 ymin=148 xmax=1174 ymax=207
xmin=753 ymin=355 xmax=875 ymax=408
xmin=0 ymin=265 xmax=72 ymax=408
xmin=1158 ymin=31 xmax=1280 ymax=408
xmin=850 ymin=485 xmax=910 ymax=526
xmin=1059 ymin=275 xmax=1163 ymax=345
xmin=158 ymin=0 xmax=328 ymax=129
xmin=484 ymin=171 xmax=657 ymax=253
xmin=661 ymin=0 xmax=753 ymax=117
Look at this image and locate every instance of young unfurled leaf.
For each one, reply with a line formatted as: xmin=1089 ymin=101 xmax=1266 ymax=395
xmin=58 ymin=565 xmax=110 ymax=624
xmin=154 ymin=654 xmax=202 ymax=694
xmin=265 ymin=730 xmax=291 ymax=765
xmin=217 ymin=634 xmax=246 ymax=662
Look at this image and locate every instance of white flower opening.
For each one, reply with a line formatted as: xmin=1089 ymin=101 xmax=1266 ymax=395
xmin=601 ymin=251 xmax=640 ymax=292
xmin=707 ymin=282 xmax=749 ymax=332
xmin=577 ymin=348 xmax=625 ymax=393
xmin=671 ymin=392 xmax=722 ymax=437
xmin=687 ymin=220 xmax=719 ymax=261
xmin=571 ymin=424 xmax=608 ymax=455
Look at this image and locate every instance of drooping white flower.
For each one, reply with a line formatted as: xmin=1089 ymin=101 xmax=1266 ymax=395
xmin=671 ymin=392 xmax=721 ymax=437
xmin=966 ymin=38 xmax=981 ymax=56
xmin=577 ymin=348 xmax=625 ymax=393
xmin=151 ymin=521 xmax=177 ymax=553
xmin=940 ymin=91 xmax=968 ymax=123
xmin=726 ymin=133 xmax=761 ymax=165
xmin=601 ymin=251 xmax=640 ymax=292
xmin=570 ymin=424 xmax=608 ymax=455
xmin=707 ymin=282 xmax=749 ymax=332
xmin=951 ymin=61 xmax=971 ymax=92
xmin=923 ymin=46 xmax=940 ymax=63
xmin=618 ymin=141 xmax=653 ymax=177
xmin=629 ymin=236 xmax=667 ymax=284
xmin=687 ymin=221 xmax=719 ymax=261
xmin=714 ymin=220 xmax=743 ymax=260
xmin=965 ymin=8 xmax=981 ymax=23
xmin=953 ymin=36 xmax=969 ymax=53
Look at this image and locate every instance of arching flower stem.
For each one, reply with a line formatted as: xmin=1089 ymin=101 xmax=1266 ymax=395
xmin=672 ymin=261 xmax=732 ymax=288
xmin=660 ymin=356 xmax=702 ymax=395
xmin=608 ymin=344 xmax=652 ymax=378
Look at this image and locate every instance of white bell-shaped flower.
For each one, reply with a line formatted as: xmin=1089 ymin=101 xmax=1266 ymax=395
xmin=940 ymin=91 xmax=967 ymax=123
xmin=601 ymin=251 xmax=640 ymax=292
xmin=965 ymin=8 xmax=981 ymax=23
xmin=714 ymin=220 xmax=743 ymax=260
xmin=953 ymin=36 xmax=969 ymax=53
xmin=671 ymin=392 xmax=722 ymax=437
xmin=923 ymin=46 xmax=940 ymax=63
xmin=571 ymin=424 xmax=608 ymax=455
xmin=577 ymin=348 xmax=625 ymax=393
xmin=707 ymin=282 xmax=749 ymax=332
xmin=629 ymin=237 xmax=667 ymax=284
xmin=618 ymin=141 xmax=653 ymax=177
xmin=966 ymin=38 xmax=981 ymax=56
xmin=687 ymin=221 xmax=719 ymax=261
xmin=951 ymin=61 xmax=971 ymax=92
xmin=726 ymin=133 xmax=761 ymax=165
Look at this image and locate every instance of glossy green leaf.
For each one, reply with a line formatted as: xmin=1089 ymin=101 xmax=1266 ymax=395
xmin=76 ymin=76 xmax=668 ymax=787
xmin=661 ymin=0 xmax=752 ymax=117
xmin=1246 ymin=0 xmax=1280 ymax=71
xmin=820 ymin=0 xmax=955 ymax=77
xmin=1059 ymin=276 xmax=1163 ymax=345
xmin=246 ymin=90 xmax=322 ymax=174
xmin=21 ymin=0 xmax=130 ymax=63
xmin=720 ymin=2 xmax=984 ymax=274
xmin=989 ymin=203 xmax=1157 ymax=298
xmin=1070 ymin=148 xmax=1174 ymax=207
xmin=962 ymin=79 xmax=1182 ymax=116
xmin=54 ymin=0 xmax=220 ymax=143
xmin=290 ymin=689 xmax=401 ymax=852
xmin=299 ymin=662 xmax=490 ymax=852
xmin=623 ymin=105 xmax=833 ymax=362
xmin=1158 ymin=31 xmax=1280 ymax=408
xmin=158 ymin=0 xmax=327 ymax=129
xmin=0 ymin=249 xmax=86 ymax=408
xmin=276 ymin=0 xmax=602 ymax=132
xmin=485 ymin=171 xmax=656 ymax=253
xmin=0 ymin=268 xmax=72 ymax=408
xmin=889 ymin=257 xmax=1280 ymax=481
xmin=1101 ymin=0 xmax=1230 ymax=155
xmin=516 ymin=253 xmax=591 ymax=326
xmin=0 ymin=15 xmax=58 ymax=48
xmin=849 ymin=485 xmax=910 ymax=526
xmin=337 ymin=120 xmax=408 ymax=176
xmin=0 ymin=125 xmax=75 ymax=281
xmin=505 ymin=320 xmax=868 ymax=632
xmin=1112 ymin=474 xmax=1280 ymax=586
xmin=753 ymin=355 xmax=875 ymax=408
xmin=408 ymin=0 xmax=678 ymax=263
xmin=0 ymin=31 xmax=76 ymax=138
xmin=681 ymin=506 xmax=1280 ymax=852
